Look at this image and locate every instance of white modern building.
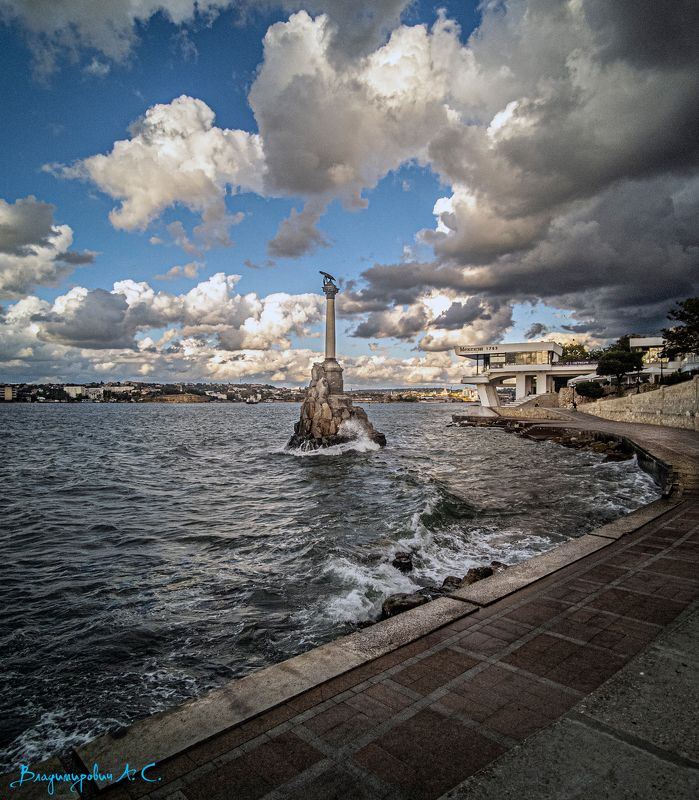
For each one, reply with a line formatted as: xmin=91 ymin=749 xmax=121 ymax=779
xmin=629 ymin=337 xmax=698 ymax=376
xmin=455 ymin=342 xmax=598 ymax=408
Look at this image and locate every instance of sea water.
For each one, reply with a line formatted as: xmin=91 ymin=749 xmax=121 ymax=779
xmin=0 ymin=402 xmax=661 ymax=768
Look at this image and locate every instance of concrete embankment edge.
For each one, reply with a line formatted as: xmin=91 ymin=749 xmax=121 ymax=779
xmin=76 ymin=598 xmax=479 ymax=785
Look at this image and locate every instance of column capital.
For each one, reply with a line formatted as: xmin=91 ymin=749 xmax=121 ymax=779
xmin=322 ymin=283 xmax=339 ymax=299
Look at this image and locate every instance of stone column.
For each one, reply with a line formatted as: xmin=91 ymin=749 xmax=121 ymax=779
xmin=322 ymin=279 xmax=343 ymax=394
xmin=515 ymin=373 xmax=528 ymax=401
xmin=323 ymin=282 xmax=338 ymax=360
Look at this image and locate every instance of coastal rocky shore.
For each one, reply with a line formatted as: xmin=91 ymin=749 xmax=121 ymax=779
xmin=450 ymin=416 xmax=634 ymax=461
xmin=380 ymin=557 xmax=509 ymax=618
xmin=376 ymin=418 xmax=649 ymax=621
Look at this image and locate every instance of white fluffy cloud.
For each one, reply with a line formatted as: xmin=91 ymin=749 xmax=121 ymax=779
xmin=0 ymin=0 xmax=412 ymax=78
xmin=0 ymin=275 xmax=469 ymax=385
xmin=53 ymin=96 xmax=265 ymax=250
xmin=23 ymin=272 xmax=323 ymax=356
xmin=0 ymin=196 xmax=94 ymax=299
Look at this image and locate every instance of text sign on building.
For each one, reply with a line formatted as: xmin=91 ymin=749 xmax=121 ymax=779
xmin=459 ymin=345 xmax=500 ymax=353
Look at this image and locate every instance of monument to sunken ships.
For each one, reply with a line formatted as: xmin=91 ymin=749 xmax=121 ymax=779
xmin=287 ymin=272 xmax=386 ymax=450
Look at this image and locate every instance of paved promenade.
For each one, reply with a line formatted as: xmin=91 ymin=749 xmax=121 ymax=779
xmin=3 ymin=415 xmax=698 ymax=800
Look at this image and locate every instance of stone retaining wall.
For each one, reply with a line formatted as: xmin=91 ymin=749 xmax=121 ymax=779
xmin=583 ymin=376 xmax=699 ymax=431
xmin=496 ymin=406 xmax=565 ymax=420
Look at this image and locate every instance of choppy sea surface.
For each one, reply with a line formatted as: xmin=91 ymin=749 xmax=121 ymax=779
xmin=0 ymin=402 xmax=661 ymax=769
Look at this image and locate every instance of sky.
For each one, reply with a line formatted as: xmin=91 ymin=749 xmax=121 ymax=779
xmin=0 ymin=0 xmax=697 ymax=387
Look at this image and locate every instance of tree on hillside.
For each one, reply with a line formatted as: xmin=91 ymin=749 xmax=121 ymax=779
xmin=596 ymin=350 xmax=644 ymax=394
xmin=662 ymin=297 xmax=699 ymax=357
xmin=558 ymin=342 xmax=590 ymax=362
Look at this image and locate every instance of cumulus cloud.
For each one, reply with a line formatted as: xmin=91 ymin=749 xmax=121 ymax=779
xmin=267 ymin=199 xmax=329 ymax=258
xmin=0 ymin=1 xmax=234 ymax=78
xmin=350 ymin=289 xmax=513 ymax=352
xmin=0 ymin=196 xmax=95 ymax=299
xmin=154 ymin=261 xmax=203 ymax=280
xmin=249 ymin=11 xmax=452 ymax=203
xmin=26 ymin=272 xmax=324 ymax=356
xmin=52 ymin=96 xmax=264 ymax=246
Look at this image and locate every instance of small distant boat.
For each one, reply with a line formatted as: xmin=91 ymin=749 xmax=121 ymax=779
xmin=245 ymin=396 xmax=260 ymax=405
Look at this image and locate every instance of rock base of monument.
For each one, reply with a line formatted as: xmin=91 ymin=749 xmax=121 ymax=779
xmin=287 ymin=361 xmax=386 ymax=450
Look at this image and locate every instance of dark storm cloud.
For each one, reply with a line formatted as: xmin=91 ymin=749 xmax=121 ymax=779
xmin=431 ymin=297 xmax=493 ymax=330
xmin=0 ymin=196 xmax=94 ymax=298
xmin=583 ymin=0 xmax=699 ymax=69
xmin=525 ymin=322 xmax=548 ymax=339
xmin=352 ymin=174 xmax=699 ymax=340
xmin=36 ymin=289 xmax=136 ymax=350
xmin=56 ymin=250 xmax=96 ymax=265
xmin=352 ymin=304 xmax=429 ymax=340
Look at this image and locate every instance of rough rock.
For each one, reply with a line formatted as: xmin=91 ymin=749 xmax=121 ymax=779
xmin=392 ymin=552 xmax=414 ymax=573
xmin=381 ymin=592 xmax=430 ymax=619
xmin=287 ymin=361 xmax=386 ymax=449
xmin=441 ymin=575 xmax=465 ymax=592
xmin=463 ymin=566 xmax=494 ymax=585
xmin=490 ymin=560 xmax=509 ymax=573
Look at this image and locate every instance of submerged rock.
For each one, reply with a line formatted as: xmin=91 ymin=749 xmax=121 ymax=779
xmin=490 ymin=560 xmax=509 ymax=573
xmin=392 ymin=552 xmax=414 ymax=572
xmin=381 ymin=592 xmax=429 ymax=618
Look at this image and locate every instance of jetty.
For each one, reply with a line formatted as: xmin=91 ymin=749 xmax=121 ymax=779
xmin=3 ymin=412 xmax=697 ymax=799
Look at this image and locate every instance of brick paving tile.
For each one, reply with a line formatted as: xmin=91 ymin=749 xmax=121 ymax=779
xmin=587 ymin=587 xmax=687 ymax=625
xmin=242 ymin=732 xmax=322 ymax=783
xmin=670 ymin=543 xmax=699 ymax=561
xmin=576 ymin=563 xmax=629 ymax=584
xmin=604 ymin=550 xmax=656 ymax=569
xmin=546 ymin=607 xmax=659 ymax=658
xmin=649 ymin=557 xmax=699 ymax=580
xmin=354 ymin=709 xmax=505 ymax=800
xmin=186 ymin=723 xmax=265 ymax=766
xmin=502 ymin=598 xmax=570 ymax=626
xmin=455 ymin=618 xmax=530 ymax=656
xmin=443 ymin=614 xmax=484 ymax=634
xmin=280 ymin=766 xmax=390 ymax=800
xmin=439 ymin=690 xmax=494 ymax=722
xmin=304 ymin=702 xmax=358 ymax=736
xmin=392 ymin=649 xmax=479 ymax=695
xmin=183 ymin=732 xmax=321 ymax=800
xmin=182 ymin=756 xmax=272 ymax=800
xmin=443 ymin=664 xmax=578 ymax=736
xmin=617 ymin=570 xmax=699 ymax=602
xmin=543 ymin=578 xmax=598 ymax=604
xmin=503 ymin=633 xmax=626 ymax=692
xmin=363 ymin=682 xmax=415 ymax=711
xmin=302 ymin=701 xmax=381 ymax=745
xmin=344 ymin=690 xmax=400 ymax=723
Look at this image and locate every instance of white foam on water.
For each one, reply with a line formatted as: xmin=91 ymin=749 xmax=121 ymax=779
xmin=2 ymin=707 xmax=121 ymax=771
xmin=319 ymin=556 xmax=420 ymax=622
xmin=284 ymin=417 xmax=381 ymax=458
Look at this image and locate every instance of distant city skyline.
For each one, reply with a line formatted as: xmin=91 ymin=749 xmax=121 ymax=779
xmin=1 ymin=1 xmax=697 ymax=386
